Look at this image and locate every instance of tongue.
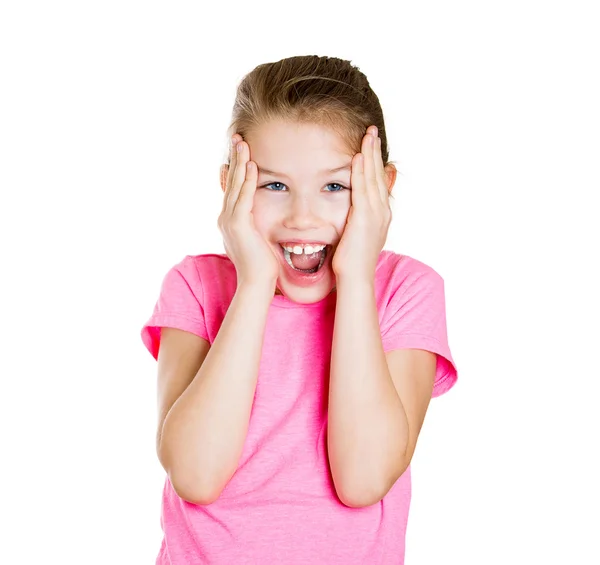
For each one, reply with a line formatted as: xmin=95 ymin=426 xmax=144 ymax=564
xmin=290 ymin=250 xmax=323 ymax=271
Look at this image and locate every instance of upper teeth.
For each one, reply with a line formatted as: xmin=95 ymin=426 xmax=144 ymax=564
xmin=281 ymin=243 xmax=326 ymax=255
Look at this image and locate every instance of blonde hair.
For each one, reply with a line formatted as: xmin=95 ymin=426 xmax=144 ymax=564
xmin=226 ymin=55 xmax=397 ymax=187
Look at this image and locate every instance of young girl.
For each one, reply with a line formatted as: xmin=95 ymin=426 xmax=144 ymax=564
xmin=141 ymin=55 xmax=458 ymax=565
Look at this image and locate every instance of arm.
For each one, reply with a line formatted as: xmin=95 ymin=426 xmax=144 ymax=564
xmin=327 ymin=278 xmax=435 ymax=508
xmin=159 ymin=282 xmax=274 ymax=505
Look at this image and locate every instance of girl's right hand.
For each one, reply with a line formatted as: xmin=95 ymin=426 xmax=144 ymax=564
xmin=218 ymin=135 xmax=281 ymax=289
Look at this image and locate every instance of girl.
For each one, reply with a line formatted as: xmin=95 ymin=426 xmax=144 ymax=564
xmin=141 ymin=55 xmax=458 ymax=565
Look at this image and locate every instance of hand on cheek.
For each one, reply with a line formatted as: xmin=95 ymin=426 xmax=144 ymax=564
xmin=331 ymin=126 xmax=392 ymax=281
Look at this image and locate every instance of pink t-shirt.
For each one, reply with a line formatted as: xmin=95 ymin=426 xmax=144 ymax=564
xmin=141 ymin=249 xmax=458 ymax=564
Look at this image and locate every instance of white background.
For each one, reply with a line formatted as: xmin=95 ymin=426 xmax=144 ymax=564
xmin=1 ymin=1 xmax=599 ymax=563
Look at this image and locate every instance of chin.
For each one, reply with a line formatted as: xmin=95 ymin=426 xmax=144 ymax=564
xmin=275 ymin=277 xmax=336 ymax=304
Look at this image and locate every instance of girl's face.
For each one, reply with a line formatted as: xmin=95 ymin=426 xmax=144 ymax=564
xmin=236 ymin=119 xmax=356 ymax=304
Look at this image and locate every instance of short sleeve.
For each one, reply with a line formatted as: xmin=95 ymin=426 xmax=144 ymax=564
xmin=380 ymin=266 xmax=458 ymax=398
xmin=140 ymin=256 xmax=209 ymax=361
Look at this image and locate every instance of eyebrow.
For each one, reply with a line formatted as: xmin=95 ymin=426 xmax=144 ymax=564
xmin=256 ymin=164 xmax=352 ymax=178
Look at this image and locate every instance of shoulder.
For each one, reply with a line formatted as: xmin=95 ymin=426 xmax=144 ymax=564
xmin=376 ymin=250 xmax=444 ymax=295
xmin=153 ymin=252 xmax=236 ymax=306
xmin=172 ymin=252 xmax=235 ymax=284
xmin=174 ymin=252 xmax=238 ymax=308
xmin=176 ymin=251 xmax=232 ymax=272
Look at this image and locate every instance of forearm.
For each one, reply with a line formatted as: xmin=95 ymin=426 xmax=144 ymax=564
xmin=160 ymin=282 xmax=274 ymax=503
xmin=328 ymin=278 xmax=409 ymax=506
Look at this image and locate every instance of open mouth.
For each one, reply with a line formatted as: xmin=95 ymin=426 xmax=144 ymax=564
xmin=279 ymin=244 xmax=329 ymax=274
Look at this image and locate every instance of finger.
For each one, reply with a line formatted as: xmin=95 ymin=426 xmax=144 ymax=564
xmin=350 ymin=151 xmax=368 ymax=207
xmin=372 ymin=133 xmax=388 ymax=203
xmin=225 ymin=135 xmax=239 ymax=189
xmin=361 ymin=130 xmax=378 ymax=207
xmin=234 ymin=160 xmax=258 ymax=215
xmin=227 ymin=140 xmax=247 ymax=210
xmin=222 ymin=134 xmax=240 ymax=213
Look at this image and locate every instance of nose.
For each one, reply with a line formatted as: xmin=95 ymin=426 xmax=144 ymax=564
xmin=282 ymin=193 xmax=322 ymax=231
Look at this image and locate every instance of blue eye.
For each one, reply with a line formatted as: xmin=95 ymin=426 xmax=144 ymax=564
xmin=261 ymin=182 xmax=349 ymax=192
xmin=324 ymin=183 xmax=347 ymax=192
xmin=263 ymin=182 xmax=286 ymax=192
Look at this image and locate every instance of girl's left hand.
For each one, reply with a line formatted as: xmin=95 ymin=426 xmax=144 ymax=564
xmin=331 ymin=126 xmax=392 ymax=281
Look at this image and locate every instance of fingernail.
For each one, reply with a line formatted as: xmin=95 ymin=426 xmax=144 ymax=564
xmin=372 ymin=126 xmax=378 ymax=137
xmin=237 ymin=142 xmax=243 ymax=153
xmin=231 ymin=135 xmax=238 ymax=146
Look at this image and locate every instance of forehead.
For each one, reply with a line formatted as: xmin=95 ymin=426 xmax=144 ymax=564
xmin=246 ymin=120 xmax=352 ymax=159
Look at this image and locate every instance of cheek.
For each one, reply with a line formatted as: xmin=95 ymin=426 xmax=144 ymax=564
xmin=328 ymin=199 xmax=352 ymax=230
xmin=252 ymin=192 xmax=285 ymax=219
xmin=250 ymin=198 xmax=275 ymax=232
xmin=252 ymin=190 xmax=273 ymax=209
xmin=334 ymin=213 xmax=350 ymax=234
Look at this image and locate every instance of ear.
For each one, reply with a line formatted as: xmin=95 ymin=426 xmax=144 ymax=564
xmin=220 ymin=164 xmax=229 ymax=193
xmin=384 ymin=163 xmax=397 ymax=194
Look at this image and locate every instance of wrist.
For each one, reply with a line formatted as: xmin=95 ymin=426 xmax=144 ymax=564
xmin=236 ymin=278 xmax=277 ymax=298
xmin=334 ymin=275 xmax=375 ymax=291
xmin=334 ymin=277 xmax=375 ymax=302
